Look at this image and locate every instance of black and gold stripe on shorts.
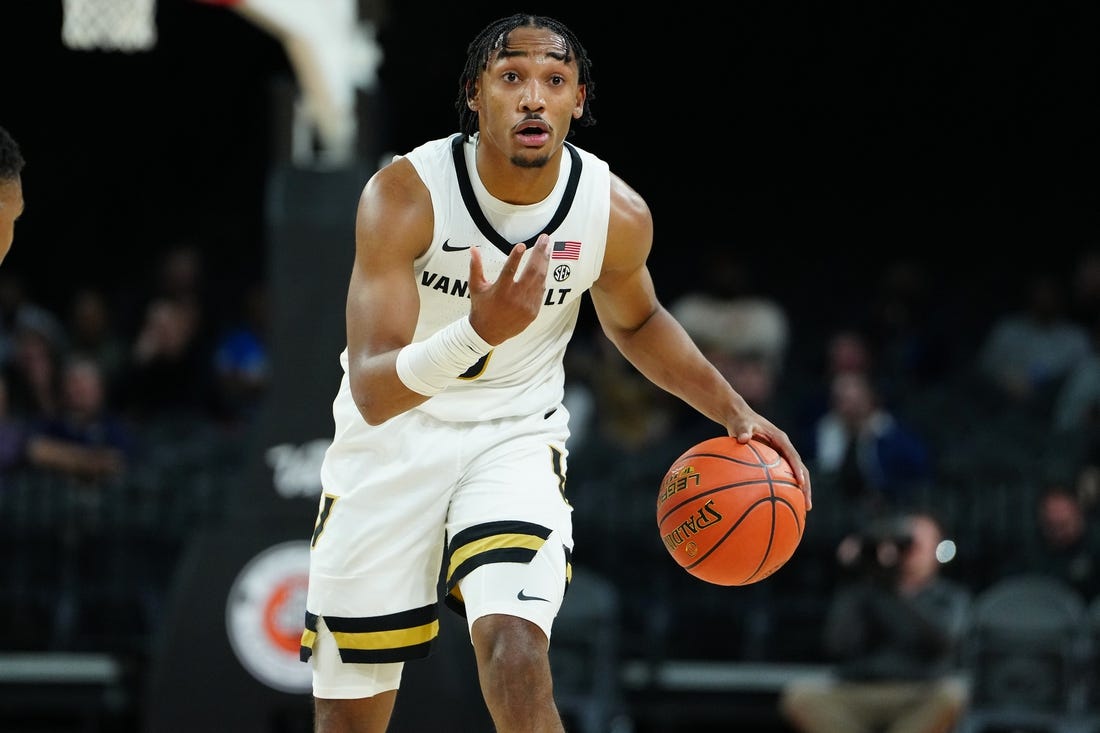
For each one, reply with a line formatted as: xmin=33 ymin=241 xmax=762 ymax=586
xmin=299 ymin=604 xmax=439 ymax=664
xmin=444 ymin=520 xmax=571 ymax=616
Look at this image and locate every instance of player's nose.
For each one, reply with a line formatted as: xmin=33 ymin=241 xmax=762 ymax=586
xmin=519 ymin=80 xmax=545 ymax=111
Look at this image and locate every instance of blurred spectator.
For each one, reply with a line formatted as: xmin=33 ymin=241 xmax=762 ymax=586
xmin=671 ymin=292 xmax=790 ymax=416
xmin=66 ymin=286 xmax=127 ymax=390
xmin=998 ymin=484 xmax=1100 ymax=601
xmin=795 ymin=327 xmax=877 ymax=434
xmin=0 ymin=372 xmax=28 ymax=476
xmin=118 ymin=241 xmax=214 ymax=344
xmin=779 ymin=510 xmax=971 ymax=733
xmin=1074 ymin=446 xmax=1100 ymax=515
xmin=155 ymin=242 xmax=206 ymax=307
xmin=975 ymin=271 xmax=1090 ymax=412
xmin=212 ymin=282 xmax=271 ymax=427
xmin=0 ymin=272 xmax=66 ymax=369
xmin=2 ymin=314 xmax=65 ymax=420
xmin=1051 ymin=312 xmax=1100 ymax=441
xmin=1069 ymin=248 xmax=1100 ymax=327
xmin=567 ymin=329 xmax=682 ymax=467
xmin=809 ymin=370 xmax=932 ymax=523
xmin=826 ymin=328 xmax=874 ymax=376
xmin=864 ymin=258 xmax=953 ymax=391
xmin=119 ymin=296 xmax=220 ymax=424
xmin=25 ymin=356 xmax=132 ymax=481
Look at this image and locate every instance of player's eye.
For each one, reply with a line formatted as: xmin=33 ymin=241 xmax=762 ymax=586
xmin=502 ymin=71 xmax=519 ymax=82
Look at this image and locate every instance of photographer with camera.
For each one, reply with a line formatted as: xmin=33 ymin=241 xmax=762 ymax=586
xmin=779 ymin=510 xmax=972 ymax=733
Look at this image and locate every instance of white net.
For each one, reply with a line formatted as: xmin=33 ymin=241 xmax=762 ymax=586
xmin=61 ymin=0 xmax=157 ymax=52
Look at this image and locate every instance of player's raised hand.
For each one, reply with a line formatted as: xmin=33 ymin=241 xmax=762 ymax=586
xmin=467 ymin=233 xmax=551 ymax=345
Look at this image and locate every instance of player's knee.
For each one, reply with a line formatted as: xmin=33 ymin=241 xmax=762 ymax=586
xmin=314 ymin=693 xmax=397 ymax=733
xmin=472 ymin=614 xmax=551 ymax=684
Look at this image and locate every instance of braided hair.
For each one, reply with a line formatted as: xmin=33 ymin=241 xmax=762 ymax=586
xmin=455 ymin=14 xmax=596 ymax=141
xmin=0 ymin=126 xmax=25 ymax=182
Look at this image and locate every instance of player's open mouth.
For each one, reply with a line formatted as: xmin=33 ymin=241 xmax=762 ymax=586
xmin=517 ymin=131 xmax=550 ymax=147
xmin=516 ymin=120 xmax=550 ymax=145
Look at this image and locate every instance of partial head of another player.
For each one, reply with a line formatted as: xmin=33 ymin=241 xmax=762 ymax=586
xmin=0 ymin=125 xmax=26 ymax=265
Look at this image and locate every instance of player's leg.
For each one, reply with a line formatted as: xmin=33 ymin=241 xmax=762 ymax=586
xmin=310 ymin=615 xmax=403 ymax=733
xmin=462 ymin=534 xmax=569 ymax=733
xmin=470 ymin=613 xmax=561 ymax=733
xmin=305 ymin=408 xmax=457 ymax=733
xmin=446 ymin=407 xmax=574 ymax=733
xmin=313 ymin=695 xmax=397 ymax=733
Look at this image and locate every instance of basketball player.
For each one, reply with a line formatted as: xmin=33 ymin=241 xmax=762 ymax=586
xmin=0 ymin=125 xmax=26 ymax=265
xmin=301 ymin=13 xmax=813 ymax=733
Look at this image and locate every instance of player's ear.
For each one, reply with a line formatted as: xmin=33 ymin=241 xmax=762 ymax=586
xmin=467 ymin=80 xmax=480 ymax=111
xmin=572 ymin=84 xmax=586 ymax=119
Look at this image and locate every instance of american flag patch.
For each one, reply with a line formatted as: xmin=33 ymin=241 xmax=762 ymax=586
xmin=552 ymin=241 xmax=582 ymax=260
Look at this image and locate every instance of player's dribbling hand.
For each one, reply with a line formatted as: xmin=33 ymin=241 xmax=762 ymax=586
xmin=467 ymin=233 xmax=551 ymax=345
xmin=730 ymin=418 xmax=813 ymax=511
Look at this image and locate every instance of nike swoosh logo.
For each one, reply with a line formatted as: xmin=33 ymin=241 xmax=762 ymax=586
xmin=441 ymin=239 xmax=472 ymax=252
xmin=517 ymin=589 xmax=551 ymax=603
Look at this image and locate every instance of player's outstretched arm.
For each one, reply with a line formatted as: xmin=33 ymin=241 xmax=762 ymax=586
xmin=590 ymin=175 xmax=812 ymax=508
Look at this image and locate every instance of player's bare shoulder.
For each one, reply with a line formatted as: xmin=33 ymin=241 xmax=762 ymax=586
xmin=605 ymin=172 xmax=655 ymax=271
xmin=361 ymin=155 xmax=429 ymax=212
xmin=357 ymin=154 xmax=433 ymax=258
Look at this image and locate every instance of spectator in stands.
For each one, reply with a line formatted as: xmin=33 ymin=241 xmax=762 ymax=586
xmin=0 ymin=372 xmax=28 ymax=478
xmin=999 ymin=484 xmax=1100 ymax=601
xmin=0 ymin=274 xmax=67 ymax=368
xmin=2 ymin=311 xmax=65 ymax=420
xmin=779 ymin=510 xmax=971 ymax=733
xmin=1072 ymin=439 xmax=1100 ymax=515
xmin=25 ymin=355 xmax=132 ymax=481
xmin=794 ymin=327 xmax=877 ymax=436
xmin=975 ymin=271 xmax=1090 ymax=412
xmin=808 ymin=369 xmax=932 ymax=523
xmin=1069 ymin=248 xmax=1100 ymax=328
xmin=670 ymin=291 xmax=791 ymax=420
xmin=1 ymin=357 xmax=131 ymax=483
xmin=863 ymin=257 xmax=954 ymax=392
xmin=119 ymin=296 xmax=220 ymax=425
xmin=66 ymin=286 xmax=127 ymax=391
xmin=1051 ymin=310 xmax=1100 ymax=438
xmin=211 ymin=282 xmax=271 ymax=427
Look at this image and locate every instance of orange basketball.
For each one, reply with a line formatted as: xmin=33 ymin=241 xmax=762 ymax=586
xmin=656 ymin=436 xmax=806 ymax=586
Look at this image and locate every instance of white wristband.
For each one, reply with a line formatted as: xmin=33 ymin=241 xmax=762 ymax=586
xmin=395 ymin=317 xmax=493 ymax=396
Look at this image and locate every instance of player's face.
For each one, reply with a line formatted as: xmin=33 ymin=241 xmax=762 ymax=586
xmin=0 ymin=177 xmax=25 ymax=265
xmin=470 ymin=26 xmax=586 ymax=169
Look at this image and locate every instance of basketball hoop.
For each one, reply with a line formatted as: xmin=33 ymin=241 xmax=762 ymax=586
xmin=61 ymin=0 xmax=158 ymax=52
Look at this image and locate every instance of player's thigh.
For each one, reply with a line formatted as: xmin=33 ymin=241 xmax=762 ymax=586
xmin=307 ymin=615 xmax=406 ymax=699
xmin=305 ymin=412 xmax=459 ymax=685
xmin=446 ymin=408 xmax=574 ymax=639
xmin=458 ymin=529 xmax=570 ymax=643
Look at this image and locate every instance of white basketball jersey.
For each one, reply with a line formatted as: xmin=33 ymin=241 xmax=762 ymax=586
xmin=336 ymin=133 xmax=611 ymax=422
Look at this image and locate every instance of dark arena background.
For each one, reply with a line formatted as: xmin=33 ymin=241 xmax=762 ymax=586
xmin=1 ymin=1 xmax=1099 ymax=732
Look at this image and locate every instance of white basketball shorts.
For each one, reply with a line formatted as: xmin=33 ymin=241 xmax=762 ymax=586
xmin=300 ymin=403 xmax=575 ymax=699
